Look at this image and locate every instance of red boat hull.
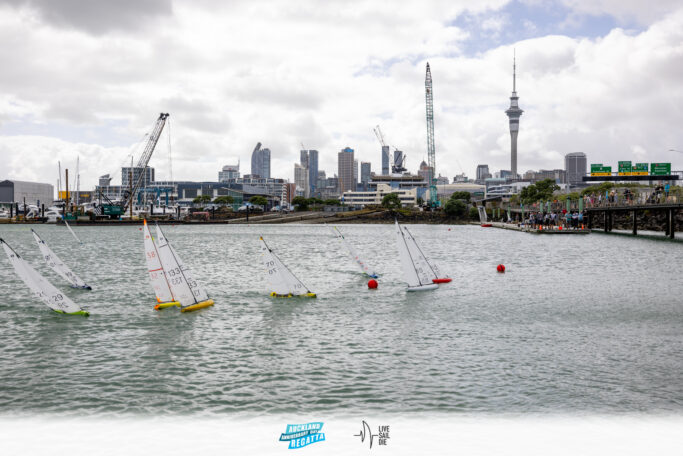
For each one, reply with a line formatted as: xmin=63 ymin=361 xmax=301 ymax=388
xmin=432 ymin=278 xmax=452 ymax=284
xmin=481 ymin=223 xmax=492 ymax=227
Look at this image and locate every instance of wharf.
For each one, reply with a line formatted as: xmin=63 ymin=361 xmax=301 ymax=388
xmin=488 ymin=222 xmax=591 ymax=234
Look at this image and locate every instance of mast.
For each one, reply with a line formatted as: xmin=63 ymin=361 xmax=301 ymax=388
xmin=425 ymin=63 xmax=437 ymax=207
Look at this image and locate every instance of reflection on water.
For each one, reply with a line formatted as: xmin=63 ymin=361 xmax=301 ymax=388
xmin=0 ymin=223 xmax=681 ymax=416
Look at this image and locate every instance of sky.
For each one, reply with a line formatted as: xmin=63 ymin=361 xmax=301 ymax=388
xmin=0 ymin=0 xmax=682 ymax=190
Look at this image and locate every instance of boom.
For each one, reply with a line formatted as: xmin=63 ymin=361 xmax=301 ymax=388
xmin=122 ymin=113 xmax=169 ymax=213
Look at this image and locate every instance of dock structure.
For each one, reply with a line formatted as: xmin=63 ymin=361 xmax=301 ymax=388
xmin=487 ymin=222 xmax=590 ymax=234
xmin=585 ymin=203 xmax=682 ymax=239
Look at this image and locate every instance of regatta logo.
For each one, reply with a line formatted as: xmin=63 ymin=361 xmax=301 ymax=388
xmin=354 ymin=421 xmax=390 ymax=449
xmin=279 ymin=422 xmax=325 ymax=449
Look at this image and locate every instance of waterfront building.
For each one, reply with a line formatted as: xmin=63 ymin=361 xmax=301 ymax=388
xmin=122 ymin=166 xmax=155 ymax=189
xmin=338 ymin=147 xmax=355 ymax=193
xmin=250 ymin=143 xmax=271 ymax=178
xmin=294 ymin=163 xmax=310 ymax=198
xmin=505 ymin=52 xmax=523 ymax=178
xmin=425 ymin=182 xmax=486 ymax=201
xmin=565 ymin=152 xmax=587 ymax=185
xmin=218 ymin=164 xmax=240 ymax=182
xmin=0 ymin=179 xmax=54 ymax=206
xmin=342 ymin=183 xmax=417 ymax=208
xmin=360 ymin=162 xmax=371 ymax=191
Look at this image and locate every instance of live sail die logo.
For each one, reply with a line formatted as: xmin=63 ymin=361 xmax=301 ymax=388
xmin=354 ymin=420 xmax=390 ymax=449
xmin=279 ymin=422 xmax=325 ymax=449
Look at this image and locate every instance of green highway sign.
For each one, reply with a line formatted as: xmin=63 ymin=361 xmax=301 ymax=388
xmin=618 ymin=161 xmax=632 ymax=176
xmin=632 ymin=163 xmax=648 ymax=176
xmin=590 ymin=164 xmax=612 ymax=176
xmin=650 ymin=163 xmax=671 ymax=176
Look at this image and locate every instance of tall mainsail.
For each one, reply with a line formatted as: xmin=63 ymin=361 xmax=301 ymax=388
xmin=402 ymin=226 xmax=450 ymax=283
xmin=154 ymin=223 xmax=211 ymax=309
xmin=329 ymin=225 xmax=379 ymax=278
xmin=260 ymin=236 xmax=315 ymax=297
xmin=394 ymin=221 xmax=437 ymax=291
xmin=142 ymin=220 xmax=175 ymax=305
xmin=1 ymin=238 xmax=88 ymax=316
xmin=31 ymin=229 xmax=91 ymax=289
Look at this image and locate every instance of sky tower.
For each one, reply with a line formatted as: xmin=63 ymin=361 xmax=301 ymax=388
xmin=505 ymin=51 xmax=523 ymax=178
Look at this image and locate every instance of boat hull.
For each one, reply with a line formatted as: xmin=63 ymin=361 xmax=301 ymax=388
xmin=407 ymin=284 xmax=438 ymax=292
xmin=270 ymin=292 xmax=317 ymax=298
xmin=481 ymin=223 xmax=492 ymax=227
xmin=154 ymin=301 xmax=180 ymax=310
xmin=53 ymin=309 xmax=90 ymax=317
xmin=432 ymin=278 xmax=452 ymax=284
xmin=180 ymin=299 xmax=215 ymax=313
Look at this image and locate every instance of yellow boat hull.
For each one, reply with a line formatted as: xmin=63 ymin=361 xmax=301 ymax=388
xmin=154 ymin=301 xmax=180 ymax=310
xmin=180 ymin=299 xmax=215 ymax=313
xmin=270 ymin=292 xmax=316 ymax=298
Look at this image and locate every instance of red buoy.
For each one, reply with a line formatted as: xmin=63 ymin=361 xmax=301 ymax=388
xmin=497 ymin=264 xmax=505 ymax=273
xmin=368 ymin=279 xmax=378 ymax=289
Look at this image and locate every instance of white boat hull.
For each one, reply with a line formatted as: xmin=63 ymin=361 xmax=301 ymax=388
xmin=407 ymin=283 xmax=438 ymax=292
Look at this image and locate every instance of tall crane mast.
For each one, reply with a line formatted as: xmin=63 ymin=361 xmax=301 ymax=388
xmin=425 ymin=63 xmax=437 ymax=207
xmin=121 ymin=113 xmax=169 ymax=213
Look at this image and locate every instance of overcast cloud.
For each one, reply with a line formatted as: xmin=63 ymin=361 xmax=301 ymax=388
xmin=0 ymin=0 xmax=682 ymax=190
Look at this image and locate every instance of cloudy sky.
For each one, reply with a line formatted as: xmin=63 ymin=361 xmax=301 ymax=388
xmin=1 ymin=0 xmax=682 ymax=190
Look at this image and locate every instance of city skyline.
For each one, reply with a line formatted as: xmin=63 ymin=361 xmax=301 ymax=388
xmin=0 ymin=1 xmax=682 ymax=189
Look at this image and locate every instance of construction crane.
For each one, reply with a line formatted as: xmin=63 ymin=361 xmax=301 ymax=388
xmin=373 ymin=125 xmax=392 ymax=175
xmin=425 ymin=63 xmax=437 ymax=207
xmin=117 ymin=113 xmax=169 ymax=215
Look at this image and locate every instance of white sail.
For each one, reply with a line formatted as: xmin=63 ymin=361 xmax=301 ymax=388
xmin=402 ymin=227 xmax=448 ymax=281
xmin=394 ymin=221 xmax=437 ymax=291
xmin=154 ymin=223 xmax=209 ymax=307
xmin=1 ymin=239 xmax=85 ymax=314
xmin=477 ymin=206 xmax=488 ymax=223
xmin=142 ymin=221 xmax=174 ymax=303
xmin=63 ymin=219 xmax=82 ymax=244
xmin=31 ymin=229 xmax=90 ymax=289
xmin=329 ymin=225 xmax=378 ymax=278
xmin=259 ymin=237 xmax=312 ymax=296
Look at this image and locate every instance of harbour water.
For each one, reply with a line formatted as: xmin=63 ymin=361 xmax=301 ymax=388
xmin=0 ymin=223 xmax=681 ymax=416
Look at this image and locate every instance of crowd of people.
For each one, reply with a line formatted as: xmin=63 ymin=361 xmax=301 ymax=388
xmin=522 ymin=210 xmax=585 ymax=230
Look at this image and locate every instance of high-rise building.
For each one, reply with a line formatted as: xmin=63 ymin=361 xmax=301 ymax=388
xmin=392 ymin=150 xmax=406 ymax=173
xmin=565 ymin=152 xmax=587 ymax=185
xmin=381 ymin=145 xmax=390 ymax=175
xmin=360 ymin=162 xmax=371 ymax=190
xmin=250 ymin=143 xmax=271 ymax=178
xmin=354 ymin=159 xmax=359 ymax=189
xmin=294 ymin=163 xmax=309 ymax=198
xmin=505 ymin=52 xmax=523 ymax=178
xmin=122 ymin=166 xmax=155 ymax=189
xmin=338 ymin=147 xmax=355 ymax=193
xmin=418 ymin=160 xmax=432 ymax=181
xmin=476 ymin=164 xmax=491 ymax=183
xmin=218 ymin=164 xmax=240 ymax=182
xmin=299 ymin=149 xmax=318 ymax=196
xmin=98 ymin=174 xmax=112 ymax=187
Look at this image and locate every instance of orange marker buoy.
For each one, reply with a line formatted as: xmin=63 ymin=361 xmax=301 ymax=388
xmin=368 ymin=279 xmax=378 ymax=289
xmin=497 ymin=264 xmax=505 ymax=273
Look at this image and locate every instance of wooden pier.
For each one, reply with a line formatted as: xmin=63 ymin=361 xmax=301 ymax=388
xmin=488 ymin=222 xmax=590 ymax=234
